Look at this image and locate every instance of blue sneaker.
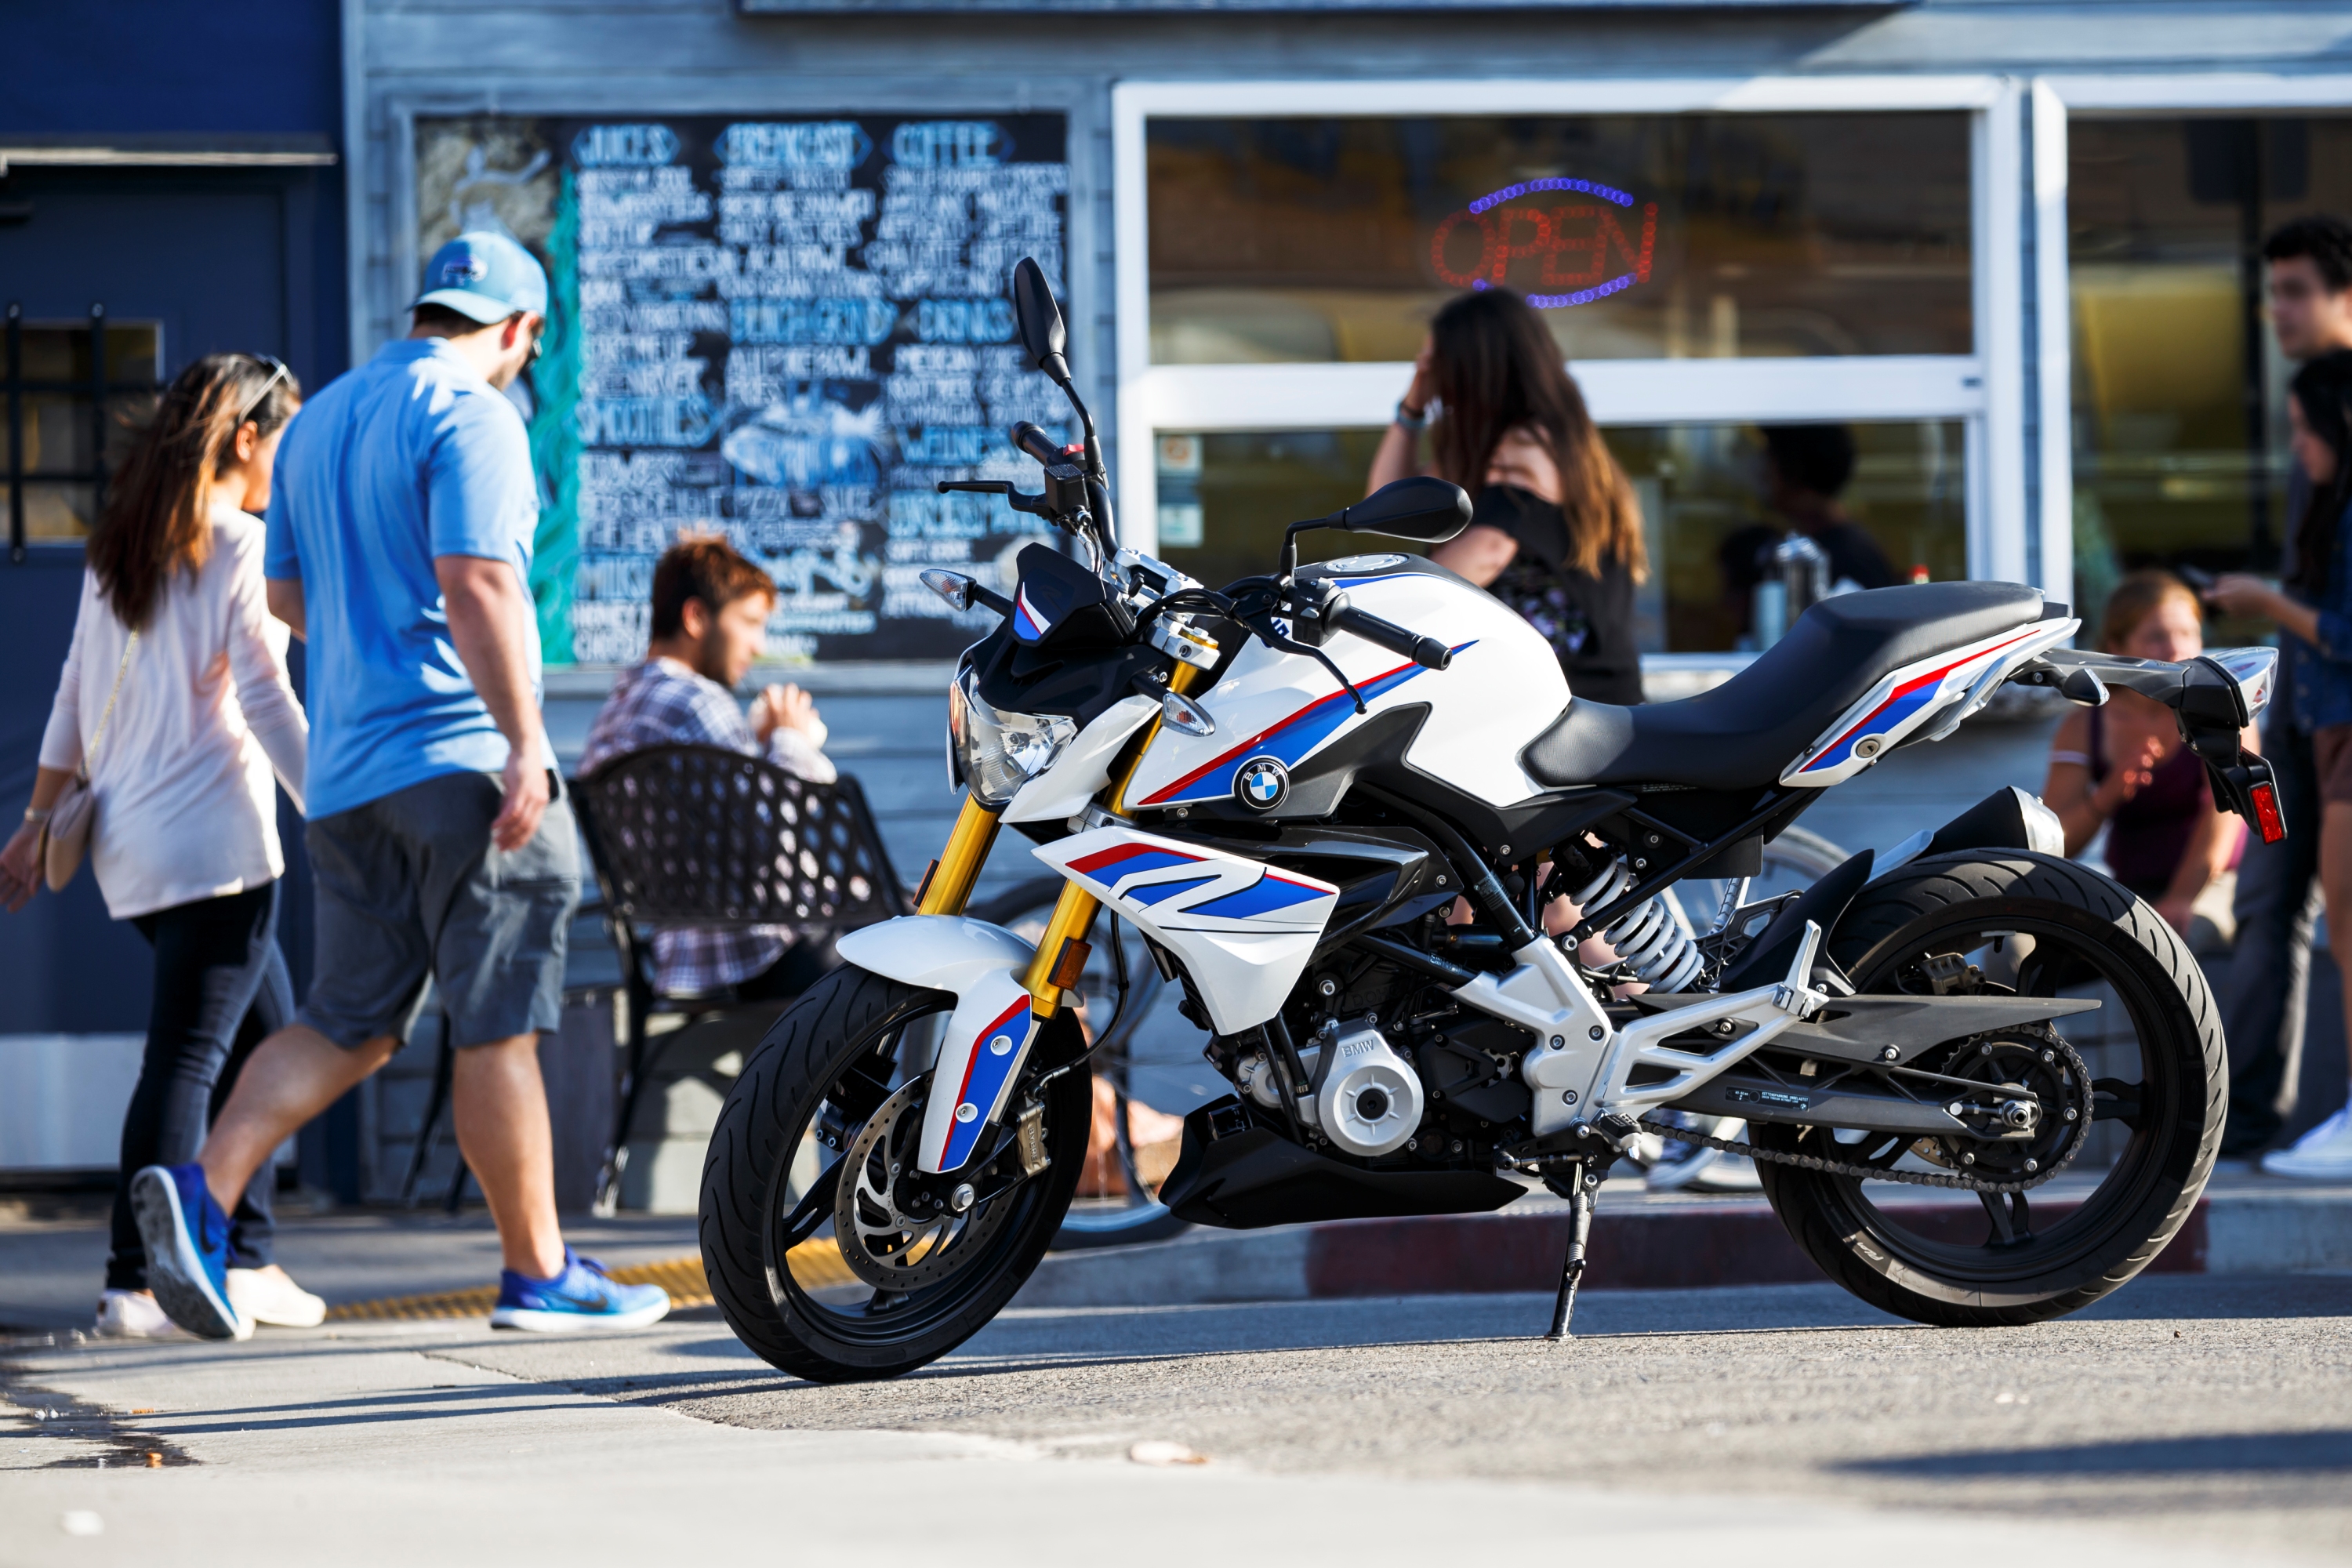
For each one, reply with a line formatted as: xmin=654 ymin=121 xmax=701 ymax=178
xmin=491 ymin=1249 xmax=670 ymax=1333
xmin=129 ymin=1163 xmax=251 ymax=1341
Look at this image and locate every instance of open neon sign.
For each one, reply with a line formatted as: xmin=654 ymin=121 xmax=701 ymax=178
xmin=1430 ymin=177 xmax=1657 ymax=309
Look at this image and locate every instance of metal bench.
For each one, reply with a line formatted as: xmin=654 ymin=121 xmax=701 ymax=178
xmin=572 ymin=743 xmax=911 ymax=1214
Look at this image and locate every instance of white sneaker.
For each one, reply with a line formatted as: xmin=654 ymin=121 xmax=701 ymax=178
xmin=226 ymin=1266 xmax=328 ymax=1328
xmin=2261 ymin=1107 xmax=2352 ymax=1180
xmin=94 ymin=1289 xmax=187 ymax=1339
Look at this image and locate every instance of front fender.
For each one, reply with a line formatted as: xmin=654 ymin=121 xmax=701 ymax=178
xmin=834 ymin=915 xmax=1047 ymax=1176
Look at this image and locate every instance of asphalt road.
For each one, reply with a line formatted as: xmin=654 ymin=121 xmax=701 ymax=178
xmin=13 ymin=1276 xmax=2341 ymax=1564
xmin=452 ymin=1276 xmax=2352 ymax=1559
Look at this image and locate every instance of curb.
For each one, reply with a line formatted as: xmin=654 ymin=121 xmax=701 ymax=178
xmin=1015 ymin=1185 xmax=2350 ymax=1309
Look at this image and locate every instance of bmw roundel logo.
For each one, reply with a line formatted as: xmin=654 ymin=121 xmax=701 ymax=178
xmin=1236 ymin=757 xmax=1289 ymax=811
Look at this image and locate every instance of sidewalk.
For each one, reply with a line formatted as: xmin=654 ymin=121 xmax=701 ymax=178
xmin=1018 ymin=1169 xmax=2352 ymax=1309
xmin=8 ymin=1166 xmax=2347 ymax=1335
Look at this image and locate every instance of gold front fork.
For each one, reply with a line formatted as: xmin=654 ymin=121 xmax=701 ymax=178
xmin=916 ymin=794 xmax=1002 ymax=916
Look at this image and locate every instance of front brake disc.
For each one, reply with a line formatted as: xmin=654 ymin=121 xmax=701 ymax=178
xmin=833 ymin=1079 xmax=1016 ymax=1290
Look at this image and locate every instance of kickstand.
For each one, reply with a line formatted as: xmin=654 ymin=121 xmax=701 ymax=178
xmin=1544 ymin=1167 xmax=1599 ymax=1341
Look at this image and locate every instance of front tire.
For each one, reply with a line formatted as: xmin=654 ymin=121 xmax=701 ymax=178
xmin=699 ymin=966 xmax=1091 ymax=1381
xmin=1756 ymin=851 xmax=2223 ymax=1327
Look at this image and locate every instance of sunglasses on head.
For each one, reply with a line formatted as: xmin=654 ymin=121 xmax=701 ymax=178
xmin=234 ymin=354 xmax=290 ymax=423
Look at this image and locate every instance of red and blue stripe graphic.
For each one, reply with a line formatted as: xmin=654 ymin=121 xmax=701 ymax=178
xmin=1793 ymin=628 xmax=2043 ymax=777
xmin=1138 ymin=644 xmax=1472 ymax=808
xmin=1012 ymin=584 xmax=1051 ymax=642
xmin=1184 ymin=873 xmax=1330 ymax=920
xmin=937 ymin=993 xmax=1037 ymax=1170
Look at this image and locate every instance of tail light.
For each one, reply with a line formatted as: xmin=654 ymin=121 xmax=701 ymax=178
xmin=2249 ymin=779 xmax=2287 ymax=844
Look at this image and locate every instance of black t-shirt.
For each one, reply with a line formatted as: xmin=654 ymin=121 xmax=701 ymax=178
xmin=1473 ymin=485 xmax=1645 ymax=706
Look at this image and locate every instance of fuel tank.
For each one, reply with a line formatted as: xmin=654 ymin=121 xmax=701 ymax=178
xmin=1123 ymin=554 xmax=1566 ymax=819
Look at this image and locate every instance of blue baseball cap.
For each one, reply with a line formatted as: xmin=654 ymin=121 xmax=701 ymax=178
xmin=412 ymin=231 xmax=549 ymax=324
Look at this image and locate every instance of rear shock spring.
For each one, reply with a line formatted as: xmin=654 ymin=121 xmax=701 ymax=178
xmin=1570 ymin=857 xmax=1705 ymax=993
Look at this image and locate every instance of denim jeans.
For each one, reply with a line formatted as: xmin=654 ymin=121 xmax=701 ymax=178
xmin=107 ymin=881 xmax=294 ymax=1290
xmin=2222 ymin=714 xmax=2324 ymax=1156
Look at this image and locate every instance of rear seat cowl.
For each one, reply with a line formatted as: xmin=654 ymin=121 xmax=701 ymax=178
xmin=1521 ymin=582 xmax=2045 ymax=793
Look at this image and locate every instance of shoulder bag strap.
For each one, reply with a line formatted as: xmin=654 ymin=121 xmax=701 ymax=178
xmin=78 ymin=630 xmax=138 ymax=785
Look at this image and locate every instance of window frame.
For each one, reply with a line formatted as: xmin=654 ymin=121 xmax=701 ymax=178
xmin=1111 ymin=74 xmax=2028 ymax=600
xmin=2035 ymin=73 xmax=2352 ymax=608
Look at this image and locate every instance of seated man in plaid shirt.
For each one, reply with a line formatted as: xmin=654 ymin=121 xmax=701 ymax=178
xmin=580 ymin=535 xmax=837 ymax=1000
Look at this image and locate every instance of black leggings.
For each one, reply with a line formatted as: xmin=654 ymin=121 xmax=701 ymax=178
xmin=107 ymin=882 xmax=293 ymax=1291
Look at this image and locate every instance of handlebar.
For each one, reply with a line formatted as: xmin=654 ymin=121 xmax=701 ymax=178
xmin=1010 ymin=421 xmax=1064 ymax=466
xmin=1327 ymin=603 xmax=1451 ymax=671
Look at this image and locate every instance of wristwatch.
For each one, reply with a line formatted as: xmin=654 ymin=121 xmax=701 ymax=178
xmin=1393 ymin=399 xmax=1428 ymax=433
xmin=23 ymin=805 xmax=50 ymax=826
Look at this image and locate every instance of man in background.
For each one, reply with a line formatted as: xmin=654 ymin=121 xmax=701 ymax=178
xmin=1719 ymin=423 xmax=1899 ymax=641
xmin=579 ymin=535 xmax=838 ymax=1002
xmin=132 ymin=233 xmax=668 ymax=1338
xmin=2220 ymin=213 xmax=2352 ymax=1166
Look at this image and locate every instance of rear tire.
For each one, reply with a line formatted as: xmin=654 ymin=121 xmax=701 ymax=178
xmin=1755 ymin=851 xmax=2223 ymax=1327
xmin=699 ymin=966 xmax=1091 ymax=1381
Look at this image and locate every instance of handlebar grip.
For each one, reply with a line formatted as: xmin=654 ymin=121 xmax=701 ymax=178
xmin=1329 ymin=604 xmax=1451 ymax=671
xmin=1009 ymin=421 xmax=1063 ymax=466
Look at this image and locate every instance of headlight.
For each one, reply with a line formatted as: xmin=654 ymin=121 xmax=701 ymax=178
xmin=949 ymin=670 xmax=1076 ymax=808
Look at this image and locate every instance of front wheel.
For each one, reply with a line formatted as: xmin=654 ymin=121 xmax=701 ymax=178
xmin=699 ymin=966 xmax=1091 ymax=1381
xmin=1756 ymin=851 xmax=2223 ymax=1327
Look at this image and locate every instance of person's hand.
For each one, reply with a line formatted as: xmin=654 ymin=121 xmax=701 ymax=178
xmin=2152 ymin=892 xmax=2197 ymax=937
xmin=752 ymin=683 xmax=822 ymax=743
xmin=1403 ymin=336 xmax=1435 ymax=419
xmin=491 ymin=746 xmax=550 ymax=853
xmin=0 ymin=821 xmax=40 ymax=913
xmin=2207 ymin=574 xmax=2280 ymax=619
xmin=2092 ymin=730 xmax=2165 ymax=815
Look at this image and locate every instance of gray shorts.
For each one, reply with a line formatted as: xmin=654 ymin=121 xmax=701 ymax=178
xmin=299 ymin=770 xmax=580 ymax=1050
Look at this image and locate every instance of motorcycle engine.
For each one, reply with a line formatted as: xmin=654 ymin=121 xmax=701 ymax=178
xmin=1236 ymin=1020 xmax=1427 ymax=1158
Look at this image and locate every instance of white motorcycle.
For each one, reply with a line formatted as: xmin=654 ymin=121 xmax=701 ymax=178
xmin=700 ymin=258 xmax=2285 ymax=1383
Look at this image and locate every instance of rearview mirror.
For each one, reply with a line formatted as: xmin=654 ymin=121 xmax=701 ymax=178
xmin=1011 ymin=257 xmax=1070 ymax=384
xmin=1337 ymin=476 xmax=1471 ymax=544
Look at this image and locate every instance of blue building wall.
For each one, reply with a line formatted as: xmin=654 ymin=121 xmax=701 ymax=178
xmin=2 ymin=2 xmax=351 ymax=1186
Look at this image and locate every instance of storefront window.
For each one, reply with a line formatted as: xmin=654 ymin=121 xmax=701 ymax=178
xmin=2068 ymin=116 xmax=2352 ymax=619
xmin=1153 ymin=420 xmax=1965 ymax=654
xmin=5 ymin=321 xmax=161 ymax=540
xmin=1145 ymin=114 xmax=1973 ymax=366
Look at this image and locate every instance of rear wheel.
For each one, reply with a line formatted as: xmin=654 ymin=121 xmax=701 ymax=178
xmin=699 ymin=966 xmax=1091 ymax=1381
xmin=1755 ymin=851 xmax=2223 ymax=1327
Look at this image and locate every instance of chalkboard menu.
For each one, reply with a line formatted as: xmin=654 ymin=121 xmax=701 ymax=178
xmin=414 ymin=112 xmax=1071 ymax=664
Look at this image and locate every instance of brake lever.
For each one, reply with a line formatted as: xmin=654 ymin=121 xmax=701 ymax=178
xmin=935 ymin=478 xmax=1054 ymax=519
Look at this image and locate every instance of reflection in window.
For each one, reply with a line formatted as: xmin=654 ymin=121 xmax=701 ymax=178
xmin=5 ymin=321 xmax=162 ymax=541
xmin=1153 ymin=422 xmax=1965 ymax=655
xmin=1145 ymin=114 xmax=1972 ymax=366
xmin=2068 ymin=117 xmax=2352 ymax=626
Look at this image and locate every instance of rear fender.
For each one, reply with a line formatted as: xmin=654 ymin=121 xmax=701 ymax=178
xmin=834 ymin=916 xmax=1045 ymax=1176
xmin=1877 ymin=786 xmax=2066 ymax=877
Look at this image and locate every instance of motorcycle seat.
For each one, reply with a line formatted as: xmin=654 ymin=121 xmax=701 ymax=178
xmin=1521 ymin=582 xmax=2048 ymax=792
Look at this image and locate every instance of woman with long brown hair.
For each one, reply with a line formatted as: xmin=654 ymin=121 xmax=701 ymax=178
xmin=1367 ymin=287 xmax=1649 ymax=704
xmin=0 ymin=353 xmax=321 ymax=1334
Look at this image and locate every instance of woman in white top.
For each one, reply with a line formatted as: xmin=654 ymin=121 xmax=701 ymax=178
xmin=0 ymin=354 xmax=322 ymax=1337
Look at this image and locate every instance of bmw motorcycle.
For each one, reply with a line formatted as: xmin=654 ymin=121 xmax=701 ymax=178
xmin=700 ymin=258 xmax=2285 ymax=1384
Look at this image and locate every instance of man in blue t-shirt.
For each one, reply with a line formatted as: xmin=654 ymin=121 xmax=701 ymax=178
xmin=129 ymin=234 xmax=666 ymax=1339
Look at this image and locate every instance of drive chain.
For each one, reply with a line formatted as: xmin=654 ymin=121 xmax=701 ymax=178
xmin=1632 ymin=1028 xmax=2094 ymax=1196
